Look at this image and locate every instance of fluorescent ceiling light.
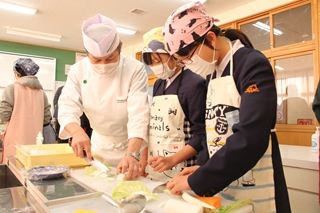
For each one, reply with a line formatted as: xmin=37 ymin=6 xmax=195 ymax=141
xmin=275 ymin=65 xmax=284 ymax=70
xmin=0 ymin=1 xmax=37 ymax=14
xmin=252 ymin=21 xmax=283 ymax=36
xmin=116 ymin=27 xmax=136 ymax=35
xmin=6 ymin=27 xmax=62 ymax=42
xmin=190 ymin=0 xmax=207 ymax=3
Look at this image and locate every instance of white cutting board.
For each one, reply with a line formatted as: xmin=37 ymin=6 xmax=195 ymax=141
xmin=70 ymin=168 xmax=253 ymax=213
xmin=70 ymin=168 xmax=180 ymax=213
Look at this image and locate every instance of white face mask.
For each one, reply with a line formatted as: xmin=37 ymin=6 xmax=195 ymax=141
xmin=150 ymin=58 xmax=176 ymax=80
xmin=186 ymin=42 xmax=217 ymax=78
xmin=90 ymin=62 xmax=118 ymax=75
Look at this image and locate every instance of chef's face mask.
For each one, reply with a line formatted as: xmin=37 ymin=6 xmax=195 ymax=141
xmin=150 ymin=57 xmax=176 ymax=80
xmin=90 ymin=62 xmax=118 ymax=75
xmin=186 ymin=39 xmax=217 ymax=79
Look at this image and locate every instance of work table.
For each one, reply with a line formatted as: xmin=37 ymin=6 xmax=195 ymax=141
xmin=3 ymin=157 xmax=252 ymax=213
xmin=279 ymin=145 xmax=319 ymax=213
xmin=279 ymin=144 xmax=318 ymax=170
xmin=1 ymin=144 xmax=319 ymax=213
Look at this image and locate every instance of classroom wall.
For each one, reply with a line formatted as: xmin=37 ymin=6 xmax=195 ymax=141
xmin=0 ymin=0 xmax=295 ymax=78
xmin=122 ymin=0 xmax=295 ymax=57
xmin=0 ymin=40 xmax=76 ymax=82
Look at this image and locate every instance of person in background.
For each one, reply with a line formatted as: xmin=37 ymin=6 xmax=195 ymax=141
xmin=53 ymin=86 xmax=92 ymax=143
xmin=0 ymin=58 xmax=54 ymax=163
xmin=313 ymin=80 xmax=320 ymax=205
xmin=58 ymin=14 xmax=149 ymax=180
xmin=312 ymin=81 xmax=320 ymax=123
xmin=142 ymin=27 xmax=207 ymax=181
xmin=279 ymin=84 xmax=314 ymax=124
xmin=53 ymin=86 xmax=68 ymax=143
xmin=163 ymin=2 xmax=291 ymax=213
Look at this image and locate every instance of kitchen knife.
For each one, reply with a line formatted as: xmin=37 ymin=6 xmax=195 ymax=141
xmin=68 ymin=140 xmax=111 ymax=175
xmin=83 ymin=150 xmax=111 ymax=175
xmin=152 ymin=182 xmax=167 ymax=193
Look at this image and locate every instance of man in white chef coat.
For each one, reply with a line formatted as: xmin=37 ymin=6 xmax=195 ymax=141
xmin=58 ymin=14 xmax=149 ymax=179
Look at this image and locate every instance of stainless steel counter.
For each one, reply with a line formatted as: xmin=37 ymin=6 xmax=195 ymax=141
xmin=4 ymin=157 xmax=102 ymax=213
xmin=4 ymin=157 xmax=253 ymax=213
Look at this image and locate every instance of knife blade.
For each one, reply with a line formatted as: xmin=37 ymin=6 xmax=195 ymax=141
xmin=152 ymin=182 xmax=167 ymax=193
xmin=83 ymin=150 xmax=111 ymax=175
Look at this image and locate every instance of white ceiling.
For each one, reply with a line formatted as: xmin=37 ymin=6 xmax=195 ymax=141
xmin=0 ymin=0 xmax=255 ymax=52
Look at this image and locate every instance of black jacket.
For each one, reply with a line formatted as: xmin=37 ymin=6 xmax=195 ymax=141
xmin=188 ymin=46 xmax=291 ymax=212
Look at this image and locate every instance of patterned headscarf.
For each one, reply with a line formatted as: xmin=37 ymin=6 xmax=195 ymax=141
xmin=142 ymin=27 xmax=168 ymax=53
xmin=13 ymin=58 xmax=39 ymax=76
xmin=163 ymin=1 xmax=219 ymax=54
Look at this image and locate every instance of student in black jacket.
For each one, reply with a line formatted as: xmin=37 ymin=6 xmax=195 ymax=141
xmin=163 ymin=2 xmax=291 ymax=213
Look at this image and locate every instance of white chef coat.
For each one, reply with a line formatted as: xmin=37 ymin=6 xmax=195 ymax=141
xmin=58 ymin=53 xmax=149 ymax=165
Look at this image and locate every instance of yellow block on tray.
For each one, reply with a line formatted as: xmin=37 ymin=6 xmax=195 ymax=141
xmin=15 ymin=144 xmax=89 ymax=169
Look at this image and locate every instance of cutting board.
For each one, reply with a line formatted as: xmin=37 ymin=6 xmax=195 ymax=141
xmin=70 ymin=168 xmax=253 ymax=213
xmin=70 ymin=168 xmax=179 ymax=213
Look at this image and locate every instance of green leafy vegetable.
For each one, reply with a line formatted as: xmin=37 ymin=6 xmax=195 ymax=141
xmin=84 ymin=164 xmax=115 ymax=182
xmin=112 ymin=181 xmax=159 ymax=202
xmin=213 ymin=199 xmax=252 ymax=213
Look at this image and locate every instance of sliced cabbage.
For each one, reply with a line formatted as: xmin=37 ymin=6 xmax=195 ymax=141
xmin=84 ymin=165 xmax=115 ymax=182
xmin=112 ymin=181 xmax=159 ymax=202
xmin=117 ymin=173 xmax=125 ymax=181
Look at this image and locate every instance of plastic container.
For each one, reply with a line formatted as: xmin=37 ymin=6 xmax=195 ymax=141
xmin=36 ymin=131 xmax=43 ymax=145
xmin=311 ymin=126 xmax=319 ymax=153
xmin=15 ymin=144 xmax=89 ymax=169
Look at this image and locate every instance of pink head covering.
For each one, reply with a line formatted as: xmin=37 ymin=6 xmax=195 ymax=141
xmin=82 ymin=14 xmax=120 ymax=57
xmin=163 ymin=1 xmax=219 ymax=54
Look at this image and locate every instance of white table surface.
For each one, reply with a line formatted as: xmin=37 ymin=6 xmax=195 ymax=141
xmin=279 ymin=144 xmax=319 ymax=170
xmin=69 ymin=169 xmax=253 ymax=213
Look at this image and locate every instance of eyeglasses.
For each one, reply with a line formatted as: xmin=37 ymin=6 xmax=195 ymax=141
xmin=175 ymin=45 xmax=199 ymax=66
xmin=174 ymin=38 xmax=206 ymax=66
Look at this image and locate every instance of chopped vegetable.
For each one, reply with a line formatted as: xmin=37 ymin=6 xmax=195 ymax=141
xmin=102 ymin=162 xmax=111 ymax=171
xmin=193 ymin=195 xmax=221 ymax=209
xmin=117 ymin=173 xmax=125 ymax=181
xmin=212 ymin=199 xmax=252 ymax=213
xmin=112 ymin=181 xmax=159 ymax=202
xmin=84 ymin=164 xmax=115 ymax=182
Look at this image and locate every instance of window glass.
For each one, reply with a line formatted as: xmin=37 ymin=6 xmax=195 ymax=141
xmin=273 ymin=4 xmax=312 ymax=48
xmin=240 ymin=17 xmax=270 ymax=51
xmin=275 ymin=54 xmax=314 ymax=125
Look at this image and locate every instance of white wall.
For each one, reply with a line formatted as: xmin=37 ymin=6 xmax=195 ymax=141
xmin=122 ymin=0 xmax=294 ymax=58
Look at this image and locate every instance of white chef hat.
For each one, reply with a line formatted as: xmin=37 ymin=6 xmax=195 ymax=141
xmin=82 ymin=14 xmax=120 ymax=57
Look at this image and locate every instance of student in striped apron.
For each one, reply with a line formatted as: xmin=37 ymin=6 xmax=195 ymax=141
xmin=164 ymin=2 xmax=291 ymax=212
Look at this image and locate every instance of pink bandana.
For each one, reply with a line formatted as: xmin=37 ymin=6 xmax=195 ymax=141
xmin=163 ymin=1 xmax=219 ymax=54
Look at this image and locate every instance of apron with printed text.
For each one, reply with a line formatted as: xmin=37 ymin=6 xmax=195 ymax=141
xmin=147 ymin=72 xmax=186 ymax=182
xmin=206 ymin=43 xmax=276 ymax=212
xmin=81 ymin=61 xmax=128 ymax=167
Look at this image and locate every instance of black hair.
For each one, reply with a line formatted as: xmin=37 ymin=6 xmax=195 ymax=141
xmin=142 ymin=52 xmax=167 ymax=66
xmin=175 ymin=25 xmax=254 ymax=57
xmin=14 ymin=66 xmax=27 ymax=77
